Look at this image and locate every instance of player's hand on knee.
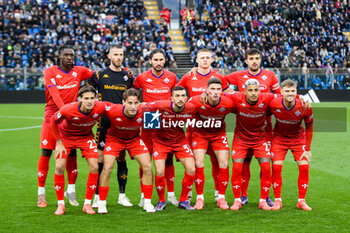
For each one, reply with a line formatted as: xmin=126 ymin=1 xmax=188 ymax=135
xmin=299 ymin=151 xmax=312 ymax=163
xmin=54 ymin=140 xmax=67 ymax=160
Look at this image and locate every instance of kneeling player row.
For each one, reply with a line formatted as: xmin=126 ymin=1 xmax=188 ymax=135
xmin=50 ymin=78 xmax=312 ymax=215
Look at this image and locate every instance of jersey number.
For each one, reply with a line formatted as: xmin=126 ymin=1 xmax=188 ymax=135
xmin=263 ymin=142 xmax=271 ymax=155
xmin=87 ymin=140 xmax=97 ymax=149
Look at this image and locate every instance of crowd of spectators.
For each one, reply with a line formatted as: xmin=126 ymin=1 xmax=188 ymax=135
xmin=0 ymin=0 xmax=176 ymax=75
xmin=182 ymin=0 xmax=350 ymax=73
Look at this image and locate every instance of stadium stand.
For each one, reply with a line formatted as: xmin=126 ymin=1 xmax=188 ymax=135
xmin=0 ymin=0 xmax=175 ymax=71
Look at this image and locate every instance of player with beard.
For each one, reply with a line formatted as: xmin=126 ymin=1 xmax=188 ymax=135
xmin=88 ymin=45 xmax=134 ymax=208
xmin=224 ymin=48 xmax=281 ymax=207
xmin=37 ymin=44 xmax=94 ymax=208
xmin=134 ymin=49 xmax=178 ymax=207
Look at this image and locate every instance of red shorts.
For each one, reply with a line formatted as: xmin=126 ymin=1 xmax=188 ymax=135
xmin=231 ymin=138 xmax=271 ymax=159
xmin=58 ymin=136 xmax=98 ymax=160
xmin=192 ymin=131 xmax=229 ymax=151
xmin=271 ymin=141 xmax=306 ymax=162
xmin=152 ymin=139 xmax=193 ymax=161
xmin=104 ymin=135 xmax=149 ymax=158
xmin=141 ymin=130 xmax=154 ymax=154
xmin=40 ymin=120 xmax=56 ymax=150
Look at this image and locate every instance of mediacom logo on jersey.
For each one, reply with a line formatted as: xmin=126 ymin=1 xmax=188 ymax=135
xmin=143 ymin=110 xmax=221 ymax=129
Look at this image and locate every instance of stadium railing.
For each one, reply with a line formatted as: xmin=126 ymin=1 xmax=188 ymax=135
xmin=0 ymin=67 xmax=349 ymax=91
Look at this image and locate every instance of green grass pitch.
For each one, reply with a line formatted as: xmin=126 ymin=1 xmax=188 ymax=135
xmin=0 ymin=103 xmax=349 ymax=232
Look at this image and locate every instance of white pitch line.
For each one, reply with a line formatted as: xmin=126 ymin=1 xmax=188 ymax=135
xmin=0 ymin=125 xmax=42 ymax=132
xmin=0 ymin=115 xmax=43 ymax=120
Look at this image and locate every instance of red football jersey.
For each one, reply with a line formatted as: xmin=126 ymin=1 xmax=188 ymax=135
xmin=188 ymin=95 xmax=234 ymax=134
xmin=53 ymin=101 xmax=110 ymax=138
xmin=104 ymin=104 xmax=143 ymax=140
xmin=225 ymin=69 xmax=281 ymax=94
xmin=146 ymin=100 xmax=196 ymax=144
xmin=177 ymin=69 xmax=229 ymax=97
xmin=269 ymin=97 xmax=313 ymax=143
xmin=134 ymin=69 xmax=177 ymax=102
xmin=226 ymin=92 xmax=277 ymax=144
xmin=44 ymin=65 xmax=94 ymax=121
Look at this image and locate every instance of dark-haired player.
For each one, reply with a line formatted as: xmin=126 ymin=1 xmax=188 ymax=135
xmin=98 ymin=88 xmax=155 ymax=213
xmin=224 ymin=48 xmax=281 ymax=206
xmin=37 ymin=44 xmax=94 ymax=207
xmin=134 ymin=48 xmax=179 ymax=207
xmin=88 ymin=44 xmax=134 ymax=208
xmin=51 ymin=85 xmax=111 ymax=215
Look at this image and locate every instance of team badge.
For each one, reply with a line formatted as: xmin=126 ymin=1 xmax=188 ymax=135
xmin=262 ymin=75 xmax=267 ymax=80
xmin=295 ymin=110 xmax=301 ymax=116
xmin=259 ymin=103 xmax=264 ymax=108
xmin=93 ymin=113 xmax=99 ymax=118
xmin=164 ymin=78 xmax=169 ymax=83
xmin=106 ymin=146 xmax=111 ymax=152
xmin=137 ymin=117 xmax=142 ymax=123
xmin=72 ymin=72 xmax=77 ymax=77
xmin=220 ymin=107 xmax=226 ymax=112
xmin=123 ymin=75 xmax=128 ymax=81
xmin=100 ymin=142 xmax=105 ymax=147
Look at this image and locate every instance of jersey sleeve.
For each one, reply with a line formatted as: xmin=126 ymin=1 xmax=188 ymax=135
xmin=87 ymin=71 xmax=99 ymax=89
xmin=177 ymin=74 xmax=188 ymax=88
xmin=216 ymin=73 xmax=229 ymax=91
xmin=44 ymin=68 xmax=65 ymax=109
xmin=51 ymin=106 xmax=68 ymax=140
xmin=134 ymin=75 xmax=142 ymax=89
xmin=78 ymin=66 xmax=94 ymax=81
xmin=270 ymin=73 xmax=281 ymax=94
xmin=224 ymin=72 xmax=238 ymax=85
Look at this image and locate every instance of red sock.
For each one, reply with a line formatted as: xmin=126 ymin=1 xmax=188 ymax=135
xmin=231 ymin=163 xmax=243 ymax=198
xmin=210 ymin=156 xmax=219 ymax=191
xmin=139 ymin=166 xmax=143 ymax=193
xmin=143 ymin=184 xmax=153 ymax=200
xmin=85 ymin=172 xmax=98 ymax=200
xmin=54 ymin=173 xmax=65 ymax=201
xmin=99 ymin=186 xmax=109 ymax=201
xmin=66 ymin=155 xmax=78 ymax=185
xmin=260 ymin=162 xmax=272 ymax=199
xmin=218 ymin=167 xmax=229 ymax=195
xmin=38 ymin=155 xmax=50 ymax=187
xmin=194 ymin=167 xmax=205 ymax=196
xmin=179 ymin=172 xmax=195 ymax=202
xmin=241 ymin=161 xmax=251 ymax=197
xmin=165 ymin=164 xmax=175 ymax=193
xmin=155 ymin=175 xmax=166 ymax=202
xmin=298 ymin=164 xmax=309 ymax=199
xmin=272 ymin=164 xmax=283 ymax=199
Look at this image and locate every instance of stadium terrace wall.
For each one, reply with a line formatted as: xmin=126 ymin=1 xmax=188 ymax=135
xmin=1 ymin=90 xmax=350 ymax=103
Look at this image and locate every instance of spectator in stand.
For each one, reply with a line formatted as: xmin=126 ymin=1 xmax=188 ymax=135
xmin=312 ymin=76 xmax=322 ymax=89
xmin=343 ymin=75 xmax=350 ymax=89
xmin=160 ymin=7 xmax=171 ymax=28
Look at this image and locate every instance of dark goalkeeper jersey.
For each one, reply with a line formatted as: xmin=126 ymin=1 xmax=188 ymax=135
xmin=88 ymin=67 xmax=133 ymax=103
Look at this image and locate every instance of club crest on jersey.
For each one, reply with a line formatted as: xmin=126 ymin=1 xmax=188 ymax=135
xmin=137 ymin=117 xmax=142 ymax=123
xmin=295 ymin=110 xmax=301 ymax=116
xmin=146 ymin=78 xmax=152 ymax=82
xmin=55 ymin=74 xmax=62 ymax=79
xmin=262 ymin=75 xmax=267 ymax=80
xmin=123 ymin=75 xmax=128 ymax=81
xmin=72 ymin=72 xmax=77 ymax=77
xmin=143 ymin=110 xmax=161 ymax=129
xmin=164 ymin=78 xmax=169 ymax=83
xmin=106 ymin=146 xmax=111 ymax=152
xmin=93 ymin=113 xmax=99 ymax=118
xmin=100 ymin=142 xmax=105 ymax=147
xmin=259 ymin=103 xmax=264 ymax=108
xmin=220 ymin=107 xmax=226 ymax=112
xmin=51 ymin=78 xmax=56 ymax=85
